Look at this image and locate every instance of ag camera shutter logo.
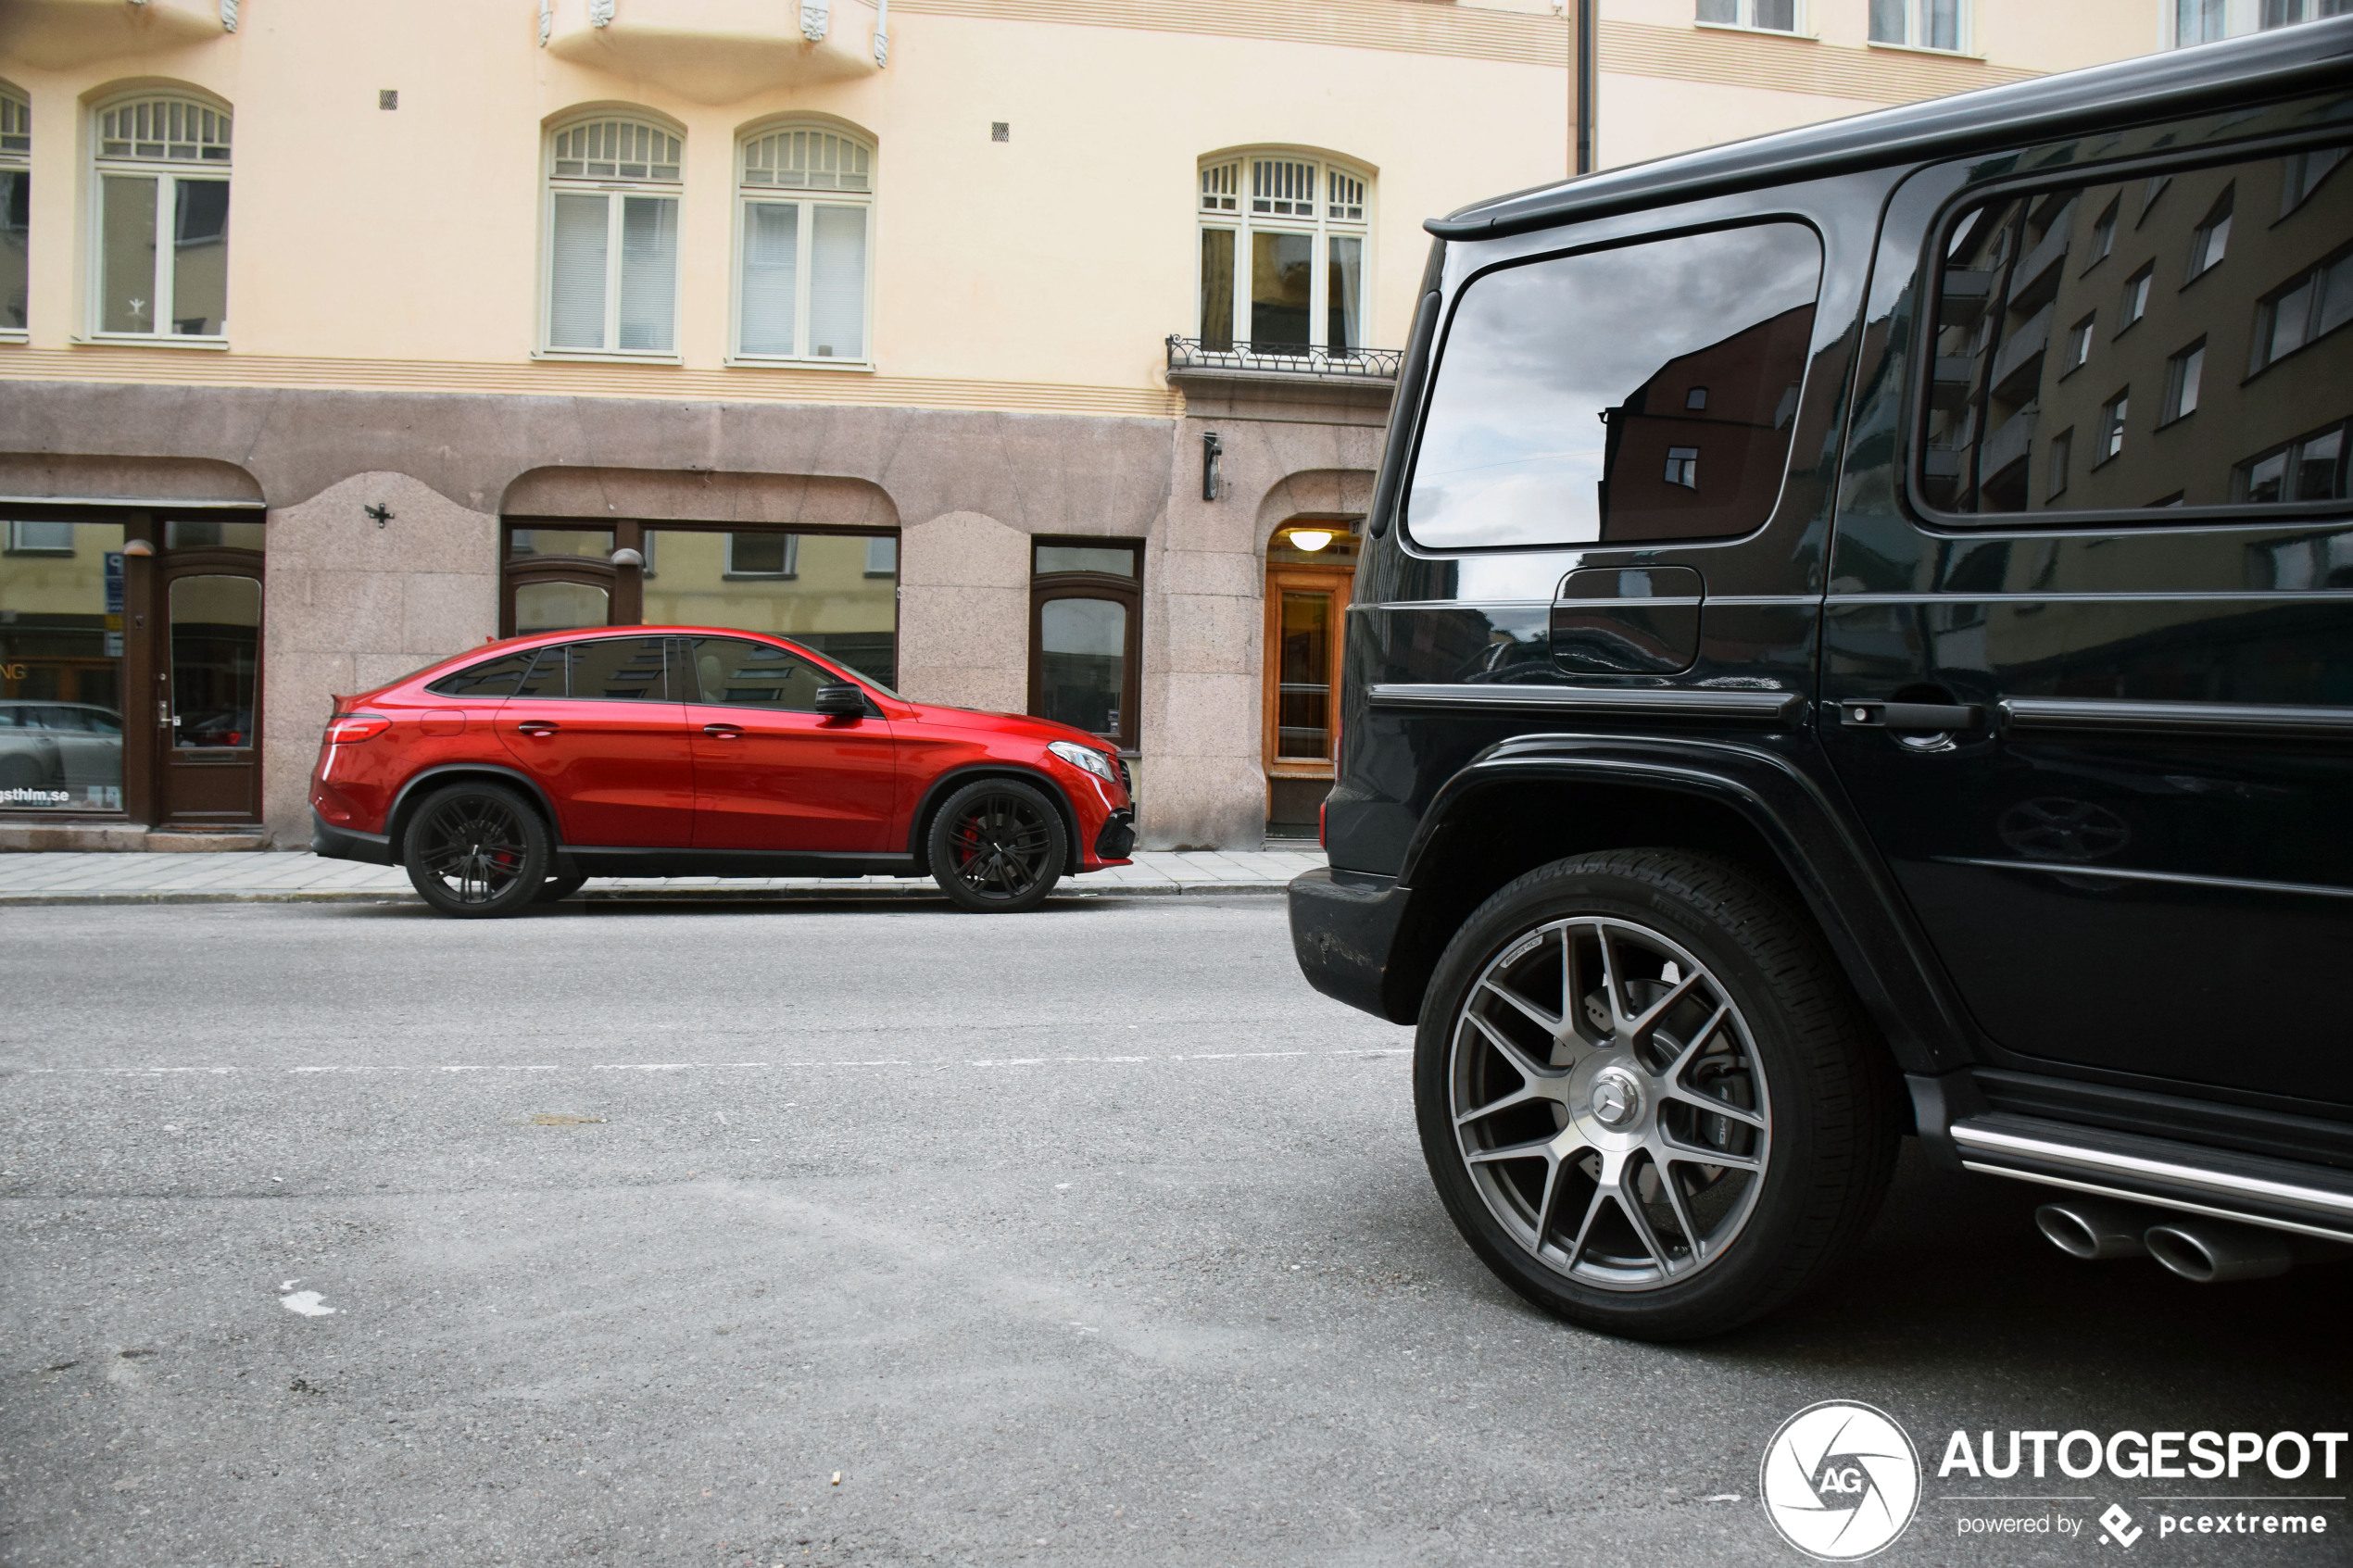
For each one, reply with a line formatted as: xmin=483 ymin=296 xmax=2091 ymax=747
xmin=1761 ymin=1400 xmax=1922 ymax=1560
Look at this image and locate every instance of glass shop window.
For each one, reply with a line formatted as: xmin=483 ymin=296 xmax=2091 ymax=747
xmin=640 ymin=528 xmax=897 ymax=686
xmin=0 ymin=519 xmax=128 ymax=811
xmin=1028 ymin=539 xmax=1141 ymax=751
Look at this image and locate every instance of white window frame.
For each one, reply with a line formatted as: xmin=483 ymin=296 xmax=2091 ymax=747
xmin=6 ymin=520 xmax=76 ymax=555
xmin=1194 ymin=149 xmax=1375 ymax=357
xmin=2173 ymin=0 xmax=2347 ymax=47
xmin=2 ymin=85 xmax=27 ymax=342
xmin=1868 ymin=0 xmax=1974 ymax=54
xmin=725 ymin=533 xmax=799 ymax=578
xmin=728 ymin=122 xmax=876 ymax=369
xmin=538 ymin=113 xmax=686 ymax=363
xmin=1695 ymin=1 xmax=1809 ymax=36
xmin=85 ymin=92 xmax=232 ymax=346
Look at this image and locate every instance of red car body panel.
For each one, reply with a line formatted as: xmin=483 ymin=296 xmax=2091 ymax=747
xmin=687 ymin=706 xmax=900 ymax=852
xmin=498 ymin=696 xmax=698 ymax=847
xmin=308 ymin=627 xmax=1134 ymax=878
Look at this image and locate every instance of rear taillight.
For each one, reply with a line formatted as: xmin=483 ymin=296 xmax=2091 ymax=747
xmin=1319 ymin=797 xmax=1327 ymax=849
xmin=322 ymin=714 xmax=392 ymax=745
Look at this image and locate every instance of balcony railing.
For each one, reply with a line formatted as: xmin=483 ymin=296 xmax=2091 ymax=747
xmin=1165 ymin=336 xmax=1403 ymax=381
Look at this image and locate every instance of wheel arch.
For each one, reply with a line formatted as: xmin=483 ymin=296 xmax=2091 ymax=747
xmin=907 ymin=764 xmax=1081 ymax=877
xmin=1381 ymin=742 xmax=1974 ymax=1079
xmin=384 ymin=764 xmax=565 ymax=864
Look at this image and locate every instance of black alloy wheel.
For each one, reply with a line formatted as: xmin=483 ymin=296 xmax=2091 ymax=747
xmin=401 ymin=783 xmax=551 ymax=919
xmin=928 ymin=778 xmax=1067 ymax=912
xmin=1415 ymin=849 xmax=1899 ymax=1341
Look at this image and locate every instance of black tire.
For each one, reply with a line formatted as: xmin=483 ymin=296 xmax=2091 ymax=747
xmin=400 ymin=783 xmax=552 ymax=919
xmin=926 ymin=778 xmax=1067 ymax=913
xmin=1415 ymin=849 xmax=1899 ymax=1341
xmin=535 ymin=873 xmax=590 ymax=904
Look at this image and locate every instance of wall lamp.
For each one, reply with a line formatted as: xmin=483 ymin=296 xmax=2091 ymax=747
xmin=610 ymin=547 xmax=646 ymax=569
xmin=1202 ymin=431 xmax=1223 ymax=502
xmin=1287 ymin=528 xmax=1335 ymax=552
xmin=120 ymin=539 xmax=156 ymax=558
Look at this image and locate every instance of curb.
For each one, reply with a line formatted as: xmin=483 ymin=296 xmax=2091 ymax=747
xmin=0 ymin=881 xmax=1293 ymax=908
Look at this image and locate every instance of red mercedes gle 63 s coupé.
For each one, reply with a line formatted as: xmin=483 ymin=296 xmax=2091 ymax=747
xmin=308 ymin=628 xmax=1135 ymax=917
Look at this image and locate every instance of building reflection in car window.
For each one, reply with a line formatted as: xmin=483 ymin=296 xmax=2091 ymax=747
xmin=566 ymin=636 xmax=672 ymax=700
xmin=684 ymin=636 xmax=826 ymax=711
xmin=1405 ymin=220 xmax=1822 ymax=549
xmin=1922 ymin=143 xmax=2350 ymax=515
xmin=425 ymin=649 xmax=539 ymax=698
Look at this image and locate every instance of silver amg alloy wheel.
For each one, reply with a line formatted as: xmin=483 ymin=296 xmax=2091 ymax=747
xmin=1450 ymin=914 xmax=1771 ymax=1291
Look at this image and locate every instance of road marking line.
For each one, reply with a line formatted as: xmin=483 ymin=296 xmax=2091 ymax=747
xmin=12 ymin=1048 xmax=1410 ymax=1078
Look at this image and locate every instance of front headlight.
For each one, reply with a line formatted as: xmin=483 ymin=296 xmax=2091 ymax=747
xmin=1047 ymin=740 xmax=1120 ymax=784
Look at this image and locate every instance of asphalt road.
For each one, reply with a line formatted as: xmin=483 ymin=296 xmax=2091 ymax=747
xmin=2 ymin=896 xmax=2346 ymax=1568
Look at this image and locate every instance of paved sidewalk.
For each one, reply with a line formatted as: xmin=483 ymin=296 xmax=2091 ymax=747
xmin=0 ymin=847 xmax=1326 ymax=905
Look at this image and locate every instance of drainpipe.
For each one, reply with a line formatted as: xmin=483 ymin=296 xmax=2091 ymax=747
xmin=1575 ymin=0 xmax=1596 ymax=175
xmin=874 ymin=0 xmax=890 ymax=66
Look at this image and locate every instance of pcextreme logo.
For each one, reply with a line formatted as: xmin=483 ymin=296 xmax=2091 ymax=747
xmin=1761 ymin=1400 xmax=1923 ymax=1561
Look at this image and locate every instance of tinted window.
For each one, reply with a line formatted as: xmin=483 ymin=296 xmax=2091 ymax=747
xmin=507 ymin=638 xmax=673 ymax=700
xmin=1921 ymin=144 xmax=2351 ymax=515
xmin=568 ymin=637 xmax=673 ymax=701
xmin=512 ymin=645 xmax=569 ymax=698
xmin=685 ymin=636 xmax=826 ymax=710
xmin=1406 ymin=221 xmax=1823 ymax=549
xmin=426 ymin=649 xmax=537 ymax=698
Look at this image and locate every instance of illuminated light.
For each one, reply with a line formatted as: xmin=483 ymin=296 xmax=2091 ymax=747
xmin=1288 ymin=529 xmax=1335 ymax=552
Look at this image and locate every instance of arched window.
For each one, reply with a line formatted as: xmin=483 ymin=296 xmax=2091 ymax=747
xmin=544 ymin=113 xmax=683 ymax=357
xmin=2 ymin=86 xmax=28 ymax=334
xmin=91 ymin=92 xmax=231 ymax=340
xmin=1197 ymin=151 xmax=1371 ymax=358
xmin=734 ymin=123 xmax=874 ymax=363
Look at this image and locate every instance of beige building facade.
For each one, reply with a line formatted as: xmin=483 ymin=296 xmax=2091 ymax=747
xmin=0 ymin=0 xmax=2247 ymax=850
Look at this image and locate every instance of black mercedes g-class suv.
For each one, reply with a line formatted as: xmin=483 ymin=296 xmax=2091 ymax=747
xmin=1289 ymin=20 xmax=2353 ymax=1341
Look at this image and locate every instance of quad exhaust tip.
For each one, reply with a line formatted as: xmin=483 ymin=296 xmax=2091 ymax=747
xmin=2141 ymin=1220 xmax=2294 ymax=1284
xmin=2033 ymin=1198 xmax=2148 ymax=1261
xmin=2034 ymin=1200 xmax=2305 ymax=1283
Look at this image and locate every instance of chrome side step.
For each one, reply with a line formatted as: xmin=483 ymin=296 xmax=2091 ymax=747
xmin=1949 ymin=1112 xmax=2353 ymax=1245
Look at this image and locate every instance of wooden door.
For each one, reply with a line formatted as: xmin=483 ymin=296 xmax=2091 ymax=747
xmin=156 ymin=554 xmax=263 ymax=825
xmin=1263 ymin=562 xmax=1353 ymax=823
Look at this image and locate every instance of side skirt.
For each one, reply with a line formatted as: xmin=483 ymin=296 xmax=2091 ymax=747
xmin=560 ymin=847 xmax=923 ymax=880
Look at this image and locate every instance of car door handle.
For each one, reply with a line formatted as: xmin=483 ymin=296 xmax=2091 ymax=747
xmin=514 ymin=720 xmax=560 ymax=736
xmin=1838 ymin=700 xmax=1984 ymax=732
xmin=701 ymin=723 xmax=744 ymax=738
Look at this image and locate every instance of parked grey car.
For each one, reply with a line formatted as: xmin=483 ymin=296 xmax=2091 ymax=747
xmin=0 ymin=702 xmax=124 ymax=804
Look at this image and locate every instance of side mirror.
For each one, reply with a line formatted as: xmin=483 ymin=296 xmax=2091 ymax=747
xmin=813 ymin=684 xmax=869 ymax=718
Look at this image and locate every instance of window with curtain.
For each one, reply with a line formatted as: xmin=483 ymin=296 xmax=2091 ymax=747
xmin=544 ymin=115 xmax=683 ymax=357
xmin=2175 ymin=0 xmax=2351 ymax=45
xmin=2 ymin=88 xmax=27 ymax=334
xmin=1869 ymin=0 xmax=1965 ymax=50
xmin=1698 ymin=1 xmax=1801 ymax=31
xmin=1197 ymin=151 xmax=1371 ymax=358
xmin=736 ymin=125 xmax=874 ymax=363
xmin=91 ymin=93 xmax=231 ymax=340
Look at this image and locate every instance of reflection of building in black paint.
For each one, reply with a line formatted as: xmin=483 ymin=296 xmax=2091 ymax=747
xmin=1925 ymin=143 xmax=2350 ymax=514
xmin=1596 ymin=305 xmax=1813 ymax=541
